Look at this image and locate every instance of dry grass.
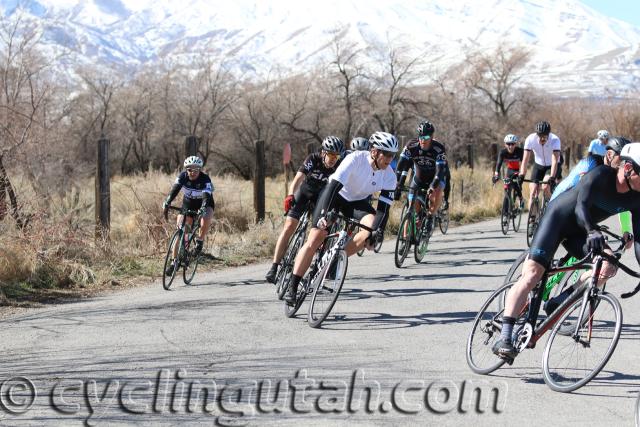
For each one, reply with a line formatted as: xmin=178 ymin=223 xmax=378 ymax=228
xmin=0 ymin=166 xmax=501 ymax=305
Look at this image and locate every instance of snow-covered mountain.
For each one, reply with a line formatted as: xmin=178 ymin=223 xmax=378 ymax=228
xmin=2 ymin=0 xmax=640 ymax=96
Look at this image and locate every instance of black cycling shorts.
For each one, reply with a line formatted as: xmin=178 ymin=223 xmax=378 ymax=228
xmin=287 ymin=182 xmax=320 ymax=220
xmin=311 ymin=193 xmax=375 ymax=229
xmin=531 ymin=163 xmax=552 ymax=183
xmin=528 ymin=210 xmax=589 ymax=267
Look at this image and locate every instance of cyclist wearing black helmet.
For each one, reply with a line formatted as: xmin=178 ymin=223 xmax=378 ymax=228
xmin=518 ymin=121 xmax=561 ymax=212
xmin=493 ymin=143 xmax=640 ymax=360
xmin=395 ymin=120 xmax=448 ymax=233
xmin=265 ymin=136 xmax=343 ymax=283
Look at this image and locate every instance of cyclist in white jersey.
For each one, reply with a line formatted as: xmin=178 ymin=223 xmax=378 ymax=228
xmin=283 ymin=131 xmax=398 ymax=304
xmin=518 ymin=121 xmax=561 ymax=212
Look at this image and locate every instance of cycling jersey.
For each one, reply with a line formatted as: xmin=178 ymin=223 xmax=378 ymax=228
xmin=523 ymin=132 xmax=561 ymax=167
xmin=298 ymin=152 xmax=339 ymax=192
xmin=529 ymin=165 xmax=640 ymax=267
xmin=166 ymin=171 xmax=214 ymax=210
xmin=330 ymin=151 xmax=396 ymax=203
xmin=588 ymin=139 xmax=607 ymax=157
xmin=396 ymin=138 xmax=447 ymax=188
xmin=550 ymin=155 xmax=603 ymax=201
xmin=495 ymin=147 xmax=524 ymax=174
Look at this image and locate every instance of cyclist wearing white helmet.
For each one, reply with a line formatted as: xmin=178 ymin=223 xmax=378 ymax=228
xmin=284 ymin=131 xmax=398 ymax=304
xmin=588 ymin=130 xmax=609 ymax=158
xmin=493 ymin=134 xmax=525 ymax=207
xmin=162 ymin=156 xmax=214 ymax=276
xmin=493 ymin=142 xmax=640 ymax=361
xmin=265 ymin=136 xmax=343 ymax=283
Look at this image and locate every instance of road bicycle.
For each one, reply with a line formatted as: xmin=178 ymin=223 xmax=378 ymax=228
xmin=435 ymin=202 xmax=450 ymax=235
xmin=524 ymin=178 xmax=554 ymax=247
xmin=284 ymin=211 xmax=374 ymax=328
xmin=394 ymin=187 xmax=433 ymax=267
xmin=162 ymin=206 xmax=203 ymax=290
xmin=466 ymin=227 xmax=639 ymax=392
xmin=497 ymin=176 xmax=523 ymax=235
xmin=275 ymin=209 xmax=311 ymax=300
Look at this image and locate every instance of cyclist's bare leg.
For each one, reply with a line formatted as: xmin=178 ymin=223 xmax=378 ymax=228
xmin=542 ymin=174 xmax=552 ymax=200
xmin=197 ymin=206 xmax=214 ymax=240
xmin=504 ymin=257 xmax=546 ymax=318
xmin=429 ymin=187 xmax=444 ymax=215
xmin=528 ymin=183 xmax=539 ymax=211
xmin=272 ymin=217 xmax=300 ymax=264
xmin=346 ymin=213 xmax=375 ymax=255
xmin=292 ymin=228 xmax=328 ymax=277
xmin=577 ymin=248 xmax=617 ymax=287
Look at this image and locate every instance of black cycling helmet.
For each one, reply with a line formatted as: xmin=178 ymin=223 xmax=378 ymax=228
xmin=606 ymin=136 xmax=631 ymax=154
xmin=321 ymin=136 xmax=345 ymax=154
xmin=535 ymin=121 xmax=551 ymax=136
xmin=417 ymin=121 xmax=435 ymax=137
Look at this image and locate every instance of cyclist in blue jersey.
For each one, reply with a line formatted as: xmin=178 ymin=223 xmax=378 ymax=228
xmin=587 ymin=130 xmax=609 ymax=159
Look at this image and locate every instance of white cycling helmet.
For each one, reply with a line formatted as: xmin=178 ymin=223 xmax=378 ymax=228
xmin=504 ymin=134 xmax=519 ymax=144
xmin=597 ymin=129 xmax=609 ymax=140
xmin=350 ymin=137 xmax=369 ymax=151
xmin=184 ymin=156 xmax=203 ymax=168
xmin=620 ymin=143 xmax=640 ymax=170
xmin=369 ymin=131 xmax=399 ymax=153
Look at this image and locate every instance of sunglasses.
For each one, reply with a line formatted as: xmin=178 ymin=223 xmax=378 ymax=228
xmin=325 ymin=152 xmax=340 ymax=160
xmin=378 ymin=151 xmax=395 ymax=159
xmin=419 ymin=135 xmax=432 ymax=141
xmin=186 ymin=168 xmax=201 ymax=173
xmin=506 ymin=143 xmax=516 ymax=146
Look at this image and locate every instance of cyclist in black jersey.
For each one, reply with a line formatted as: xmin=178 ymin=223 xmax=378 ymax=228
xmin=493 ymin=134 xmax=524 ymax=206
xmin=162 ymin=156 xmax=215 ymax=276
xmin=442 ymin=162 xmax=451 ymax=211
xmin=265 ymin=136 xmax=344 ymax=283
xmin=492 ymin=143 xmax=640 ymax=360
xmin=395 ymin=120 xmax=448 ymax=232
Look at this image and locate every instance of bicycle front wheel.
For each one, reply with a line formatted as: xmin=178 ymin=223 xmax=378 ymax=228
xmin=308 ymin=250 xmax=348 ymax=328
xmin=542 ymin=292 xmax=622 ymax=393
xmin=277 ymin=229 xmax=306 ymax=300
xmin=162 ymin=229 xmax=182 ymax=290
xmin=394 ymin=214 xmax=412 ymax=268
xmin=438 ymin=209 xmax=450 ymax=234
xmin=512 ymin=193 xmax=522 ymax=233
xmin=414 ymin=215 xmax=431 ymax=263
xmin=466 ymin=282 xmax=513 ymax=374
xmin=500 ymin=195 xmax=510 ymax=235
xmin=183 ymin=231 xmax=200 ymax=285
xmin=526 ymin=199 xmax=539 ymax=247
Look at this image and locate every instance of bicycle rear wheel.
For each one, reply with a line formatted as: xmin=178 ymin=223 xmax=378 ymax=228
xmin=183 ymin=228 xmax=201 ymax=284
xmin=500 ymin=195 xmax=510 ymax=235
xmin=466 ymin=282 xmax=514 ymax=374
xmin=284 ymin=276 xmax=310 ymax=318
xmin=276 ymin=229 xmax=306 ymax=300
xmin=526 ymin=198 xmax=539 ymax=247
xmin=394 ymin=214 xmax=412 ymax=268
xmin=373 ymin=232 xmax=384 ymax=253
xmin=308 ymin=250 xmax=348 ymax=328
xmin=438 ymin=209 xmax=449 ymax=234
xmin=542 ymin=292 xmax=622 ymax=392
xmin=162 ymin=229 xmax=182 ymax=290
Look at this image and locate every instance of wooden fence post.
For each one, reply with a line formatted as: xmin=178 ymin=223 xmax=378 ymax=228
xmin=467 ymin=144 xmax=474 ymax=170
xmin=254 ymin=140 xmax=266 ymax=222
xmin=95 ymin=134 xmax=110 ymax=240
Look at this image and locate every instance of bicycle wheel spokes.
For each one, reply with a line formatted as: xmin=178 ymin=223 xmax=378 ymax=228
xmin=526 ymin=199 xmax=539 ymax=247
xmin=394 ymin=214 xmax=412 ymax=268
xmin=542 ymin=293 xmax=622 ymax=392
xmin=373 ymin=232 xmax=384 ymax=252
xmin=512 ymin=196 xmax=522 ymax=232
xmin=162 ymin=229 xmax=182 ymax=290
xmin=277 ymin=231 xmax=305 ymax=300
xmin=501 ymin=195 xmax=510 ymax=235
xmin=466 ymin=282 xmax=512 ymax=374
xmin=414 ymin=214 xmax=430 ymax=263
xmin=438 ymin=209 xmax=449 ymax=234
xmin=308 ymin=250 xmax=348 ymax=328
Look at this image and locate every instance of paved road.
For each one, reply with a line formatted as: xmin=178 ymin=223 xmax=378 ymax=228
xmin=2 ymin=218 xmax=640 ymax=426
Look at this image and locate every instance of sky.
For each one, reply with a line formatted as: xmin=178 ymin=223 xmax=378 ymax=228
xmin=581 ymin=0 xmax=640 ymax=28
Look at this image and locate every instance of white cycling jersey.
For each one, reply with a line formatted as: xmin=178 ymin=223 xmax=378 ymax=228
xmin=329 ymin=151 xmax=396 ymax=204
xmin=523 ymin=132 xmax=561 ymax=166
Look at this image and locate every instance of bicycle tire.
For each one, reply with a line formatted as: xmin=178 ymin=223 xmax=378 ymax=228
xmin=501 ymin=195 xmax=510 ymax=235
xmin=276 ymin=228 xmax=306 ymax=300
xmin=438 ymin=209 xmax=450 ymax=234
xmin=526 ymin=198 xmax=540 ymax=247
xmin=466 ymin=282 xmax=515 ymax=374
xmin=414 ymin=212 xmax=430 ymax=263
xmin=284 ymin=275 xmax=310 ymax=318
xmin=512 ymin=193 xmax=522 ymax=233
xmin=162 ymin=229 xmax=182 ymax=290
xmin=394 ymin=213 xmax=412 ymax=268
xmin=373 ymin=232 xmax=384 ymax=252
xmin=542 ymin=292 xmax=622 ymax=392
xmin=307 ymin=250 xmax=348 ymax=328
xmin=356 ymin=248 xmax=365 ymax=257
xmin=182 ymin=227 xmax=201 ymax=285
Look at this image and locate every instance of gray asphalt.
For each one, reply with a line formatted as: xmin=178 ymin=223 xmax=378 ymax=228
xmin=1 ymin=217 xmax=640 ymax=426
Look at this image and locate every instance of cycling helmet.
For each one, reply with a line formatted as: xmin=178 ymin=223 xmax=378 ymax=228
xmin=607 ymin=136 xmax=632 ymax=155
xmin=350 ymin=137 xmax=369 ymax=151
xmin=369 ymin=131 xmax=399 ymax=153
xmin=321 ymin=136 xmax=344 ymax=154
xmin=504 ymin=134 xmax=519 ymax=144
xmin=535 ymin=121 xmax=551 ymax=135
xmin=184 ymin=156 xmax=204 ymax=168
xmin=597 ymin=129 xmax=609 ymax=140
xmin=417 ymin=121 xmax=435 ymax=137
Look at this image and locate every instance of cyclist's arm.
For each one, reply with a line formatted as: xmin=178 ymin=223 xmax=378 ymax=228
xmin=619 ymin=211 xmax=633 ymax=235
xmin=315 ymin=179 xmax=343 ymax=218
xmin=372 ymin=188 xmax=395 ymax=232
xmin=288 ymin=171 xmax=306 ymax=195
xmin=432 ymin=155 xmax=446 ymax=189
xmin=574 ymin=168 xmax=606 ymax=233
xmin=494 ymin=150 xmax=505 ymax=176
xmin=549 ymin=150 xmax=560 ymax=180
xmin=201 ymin=178 xmax=214 ymax=209
xmin=395 ymin=154 xmax=411 ymax=188
xmin=164 ymin=174 xmax=185 ymax=205
xmin=519 ymin=150 xmax=531 ymax=177
xmin=631 ymin=210 xmax=640 ymax=264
